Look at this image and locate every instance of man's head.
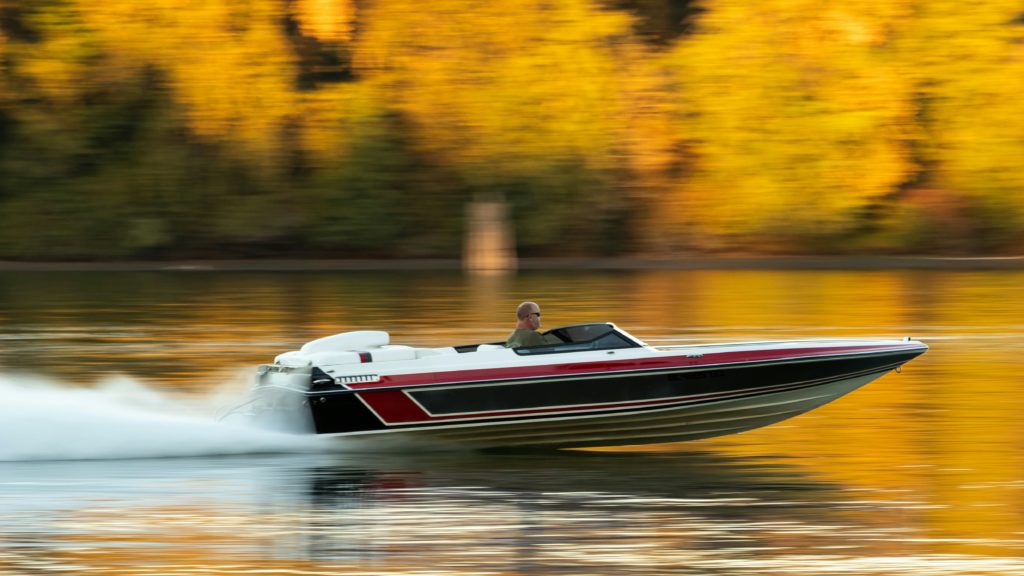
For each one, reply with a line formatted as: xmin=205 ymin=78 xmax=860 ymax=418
xmin=516 ymin=301 xmax=542 ymax=330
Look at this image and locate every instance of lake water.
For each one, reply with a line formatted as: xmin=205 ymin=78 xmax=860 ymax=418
xmin=1 ymin=268 xmax=1022 ymax=575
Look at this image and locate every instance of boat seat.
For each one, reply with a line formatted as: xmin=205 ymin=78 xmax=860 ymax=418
xmin=371 ymin=345 xmax=417 ymax=362
xmin=476 ymin=344 xmax=506 ymax=352
xmin=300 ymin=331 xmax=390 ymax=354
xmin=306 ymin=351 xmax=362 ymax=366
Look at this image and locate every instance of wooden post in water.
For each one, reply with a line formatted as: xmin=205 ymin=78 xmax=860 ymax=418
xmin=464 ymin=198 xmax=517 ymax=273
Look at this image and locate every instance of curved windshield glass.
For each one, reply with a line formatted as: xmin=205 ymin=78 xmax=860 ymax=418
xmin=514 ymin=323 xmax=641 ymax=355
xmin=546 ymin=323 xmax=615 ymax=344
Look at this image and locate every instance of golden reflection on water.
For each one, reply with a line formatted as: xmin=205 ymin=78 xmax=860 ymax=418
xmin=3 ymin=452 xmax=1024 ymax=575
xmin=1 ymin=269 xmax=1023 ymax=574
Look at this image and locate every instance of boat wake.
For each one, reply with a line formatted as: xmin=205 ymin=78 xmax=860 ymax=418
xmin=0 ymin=372 xmax=325 ymax=462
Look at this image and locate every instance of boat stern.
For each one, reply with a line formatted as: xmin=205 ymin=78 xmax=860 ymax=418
xmin=220 ymin=364 xmax=317 ymax=433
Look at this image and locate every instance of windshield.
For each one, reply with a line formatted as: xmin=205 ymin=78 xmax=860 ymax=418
xmin=514 ymin=323 xmax=641 ymax=355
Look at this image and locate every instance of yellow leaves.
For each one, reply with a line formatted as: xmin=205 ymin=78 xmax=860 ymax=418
xmin=12 ymin=7 xmax=101 ymax=108
xmin=169 ymin=12 xmax=295 ymax=141
xmin=893 ymin=0 xmax=1024 ymax=236
xmin=17 ymin=39 xmax=82 ymax=104
xmin=79 ymin=0 xmax=305 ymax=169
xmin=818 ymin=0 xmax=912 ymax=48
xmin=663 ymin=0 xmax=919 ymax=246
xmin=353 ymin=0 xmax=636 ymax=180
xmin=4 ymin=0 xmax=1022 ymax=253
xmin=294 ymin=0 xmax=355 ymax=43
xmin=157 ymin=3 xmax=295 ymax=152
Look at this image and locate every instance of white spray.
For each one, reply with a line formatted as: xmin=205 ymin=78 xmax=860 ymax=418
xmin=0 ymin=372 xmax=326 ymax=461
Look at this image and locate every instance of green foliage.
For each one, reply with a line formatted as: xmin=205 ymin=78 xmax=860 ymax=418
xmin=307 ymin=113 xmax=421 ymax=253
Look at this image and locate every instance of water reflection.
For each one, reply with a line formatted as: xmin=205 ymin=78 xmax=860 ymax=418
xmin=0 ymin=451 xmax=917 ymax=574
xmin=1 ymin=268 xmax=1023 ymax=573
xmin=3 ymin=450 xmax=1023 ymax=575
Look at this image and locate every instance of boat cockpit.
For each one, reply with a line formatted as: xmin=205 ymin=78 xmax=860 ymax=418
xmin=512 ymin=323 xmax=644 ymax=355
xmin=454 ymin=323 xmax=646 ymax=355
xmin=272 ymin=323 xmax=647 ymax=371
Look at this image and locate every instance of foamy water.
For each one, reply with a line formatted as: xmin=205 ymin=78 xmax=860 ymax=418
xmin=0 ymin=373 xmax=323 ymax=461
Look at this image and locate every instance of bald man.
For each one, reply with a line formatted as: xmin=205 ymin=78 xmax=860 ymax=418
xmin=505 ymin=301 xmax=547 ymax=348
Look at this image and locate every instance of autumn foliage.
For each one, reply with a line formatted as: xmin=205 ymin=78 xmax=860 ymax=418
xmin=0 ymin=0 xmax=1021 ymax=259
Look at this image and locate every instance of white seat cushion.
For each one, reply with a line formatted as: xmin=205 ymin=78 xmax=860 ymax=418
xmin=301 ymin=331 xmax=390 ymax=353
xmin=476 ymin=344 xmax=506 ymax=352
xmin=371 ymin=346 xmax=417 ymax=362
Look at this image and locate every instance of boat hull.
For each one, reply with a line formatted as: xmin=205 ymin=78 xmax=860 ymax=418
xmin=318 ymin=367 xmax=888 ymax=450
xmin=236 ymin=334 xmax=927 ymax=450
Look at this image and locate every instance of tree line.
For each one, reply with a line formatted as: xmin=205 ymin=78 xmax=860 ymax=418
xmin=1 ymin=0 xmax=1021 ymax=260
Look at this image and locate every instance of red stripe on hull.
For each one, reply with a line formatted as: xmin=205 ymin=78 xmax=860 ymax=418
xmin=362 ymin=381 xmax=785 ymax=425
xmin=358 ymin=390 xmax=429 ymax=422
xmin=355 ymin=350 xmax=914 ymax=425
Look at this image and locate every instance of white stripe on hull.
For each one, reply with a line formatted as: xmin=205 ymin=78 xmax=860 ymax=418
xmin=329 ymin=369 xmax=890 ymax=451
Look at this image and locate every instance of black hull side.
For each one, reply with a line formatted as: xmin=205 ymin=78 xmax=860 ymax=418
xmin=309 ymin=391 xmax=388 ymax=434
xmin=406 ymin=350 xmax=919 ymax=416
xmin=303 ymin=348 xmax=924 ymax=435
xmin=242 ymin=386 xmax=390 ymax=434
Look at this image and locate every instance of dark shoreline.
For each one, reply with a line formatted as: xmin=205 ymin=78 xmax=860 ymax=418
xmin=1 ymin=256 xmax=1023 ymax=272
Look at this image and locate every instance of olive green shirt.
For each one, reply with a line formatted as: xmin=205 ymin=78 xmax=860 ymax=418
xmin=506 ymin=328 xmax=547 ymax=348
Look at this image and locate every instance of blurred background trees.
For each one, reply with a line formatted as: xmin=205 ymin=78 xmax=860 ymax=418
xmin=0 ymin=0 xmax=1021 ymax=259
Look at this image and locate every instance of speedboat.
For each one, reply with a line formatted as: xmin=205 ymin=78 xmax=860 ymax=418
xmin=228 ymin=323 xmax=927 ymax=450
